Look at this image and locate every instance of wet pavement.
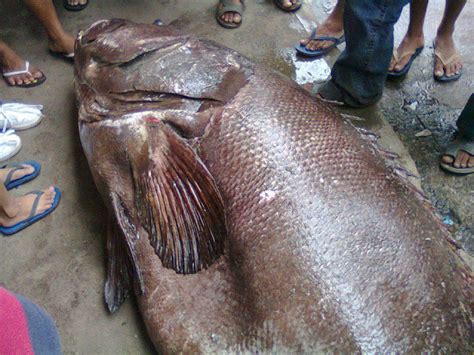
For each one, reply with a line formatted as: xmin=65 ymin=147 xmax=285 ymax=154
xmin=0 ymin=0 xmax=472 ymax=353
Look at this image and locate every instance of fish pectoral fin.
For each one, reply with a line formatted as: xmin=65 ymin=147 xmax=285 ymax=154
xmin=105 ymin=193 xmax=145 ymax=313
xmin=131 ymin=125 xmax=226 ymax=275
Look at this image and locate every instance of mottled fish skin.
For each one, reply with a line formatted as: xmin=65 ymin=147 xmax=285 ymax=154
xmin=75 ymin=19 xmax=473 ymax=353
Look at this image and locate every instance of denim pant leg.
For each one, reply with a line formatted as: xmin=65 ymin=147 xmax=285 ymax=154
xmin=331 ymin=0 xmax=409 ymax=106
xmin=457 ymin=93 xmax=474 ymax=140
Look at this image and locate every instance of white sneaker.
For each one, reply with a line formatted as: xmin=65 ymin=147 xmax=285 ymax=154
xmin=0 ymin=103 xmax=43 ymax=131
xmin=0 ymin=130 xmax=22 ymax=162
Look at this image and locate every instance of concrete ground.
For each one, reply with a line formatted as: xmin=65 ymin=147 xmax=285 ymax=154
xmin=0 ymin=0 xmax=472 ymax=353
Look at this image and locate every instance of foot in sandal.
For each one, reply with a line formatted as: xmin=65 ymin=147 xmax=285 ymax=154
xmin=63 ymin=0 xmax=89 ymax=11
xmin=0 ymin=161 xmax=41 ymax=190
xmin=274 ymin=0 xmax=302 ymax=12
xmin=440 ymin=136 xmax=474 ymax=174
xmin=0 ymin=41 xmax=45 ymax=88
xmin=433 ymin=34 xmax=462 ymax=82
xmin=440 ymin=94 xmax=474 ymax=175
xmin=388 ymin=34 xmax=424 ymax=77
xmin=216 ymin=0 xmax=244 ymax=29
xmin=0 ymin=187 xmax=61 ymax=235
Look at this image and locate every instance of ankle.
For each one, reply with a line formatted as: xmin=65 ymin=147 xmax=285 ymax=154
xmin=0 ymin=203 xmax=19 ymax=219
xmin=435 ymin=31 xmax=454 ymax=44
xmin=404 ymin=31 xmax=424 ymax=44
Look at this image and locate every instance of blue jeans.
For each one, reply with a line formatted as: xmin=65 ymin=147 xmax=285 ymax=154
xmin=330 ymin=0 xmax=410 ymax=107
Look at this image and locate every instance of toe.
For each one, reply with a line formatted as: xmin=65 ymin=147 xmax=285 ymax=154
xmin=234 ymin=13 xmax=241 ymax=24
xmin=6 ymin=77 xmax=16 ymax=86
xmin=434 ymin=58 xmax=444 ymax=78
xmin=453 ymin=152 xmax=464 ymax=168
xmin=468 ymin=156 xmax=474 ymax=168
xmin=442 ymin=155 xmax=454 ymax=164
xmin=460 ymin=152 xmax=470 ymax=168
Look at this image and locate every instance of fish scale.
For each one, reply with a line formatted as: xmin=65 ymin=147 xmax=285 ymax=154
xmin=75 ymin=19 xmax=473 ymax=353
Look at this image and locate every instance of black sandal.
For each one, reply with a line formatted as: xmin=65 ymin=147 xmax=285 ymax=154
xmin=63 ymin=0 xmax=89 ymax=11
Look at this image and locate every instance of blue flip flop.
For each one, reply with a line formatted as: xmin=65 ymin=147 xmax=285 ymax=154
xmin=387 ymin=46 xmax=423 ymax=78
xmin=2 ymin=160 xmax=41 ymax=190
xmin=0 ymin=187 xmax=61 ymax=236
xmin=295 ymin=29 xmax=345 ymax=57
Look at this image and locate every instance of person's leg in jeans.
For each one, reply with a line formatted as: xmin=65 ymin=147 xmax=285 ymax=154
xmin=440 ymin=93 xmax=474 ymax=173
xmin=318 ymin=0 xmax=409 ymax=107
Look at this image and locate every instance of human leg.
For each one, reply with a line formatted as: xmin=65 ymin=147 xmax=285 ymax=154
xmin=440 ymin=93 xmax=474 ymax=174
xmin=22 ymin=0 xmax=74 ymax=56
xmin=0 ymin=40 xmax=44 ymax=87
xmin=388 ymin=0 xmax=427 ymax=74
xmin=319 ymin=0 xmax=410 ymax=107
xmin=433 ymin=0 xmax=467 ymax=80
xmin=299 ymin=0 xmax=345 ymax=53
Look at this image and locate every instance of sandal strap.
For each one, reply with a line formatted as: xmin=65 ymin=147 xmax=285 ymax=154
xmin=3 ymin=163 xmax=26 ymax=186
xmin=25 ymin=190 xmax=44 ymax=219
xmin=392 ymin=48 xmax=417 ymax=63
xmin=217 ymin=0 xmax=244 ymax=16
xmin=444 ymin=136 xmax=474 ymax=158
xmin=3 ymin=61 xmax=31 ymax=77
xmin=434 ymin=50 xmax=461 ymax=66
xmin=308 ymin=29 xmax=344 ymax=43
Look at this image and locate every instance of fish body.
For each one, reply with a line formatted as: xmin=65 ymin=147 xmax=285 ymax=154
xmin=75 ymin=19 xmax=473 ymax=353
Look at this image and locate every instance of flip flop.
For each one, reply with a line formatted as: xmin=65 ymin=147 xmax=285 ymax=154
xmin=295 ymin=29 xmax=345 ymax=57
xmin=0 ymin=187 xmax=61 ymax=236
xmin=387 ymin=46 xmax=423 ymax=78
xmin=273 ymin=0 xmax=302 ymax=12
xmin=48 ymin=49 xmax=74 ymax=62
xmin=439 ymin=136 xmax=474 ymax=175
xmin=63 ymin=0 xmax=89 ymax=11
xmin=216 ymin=0 xmax=244 ymax=29
xmin=2 ymin=61 xmax=46 ymax=88
xmin=433 ymin=46 xmax=462 ymax=82
xmin=2 ymin=161 xmax=41 ymax=190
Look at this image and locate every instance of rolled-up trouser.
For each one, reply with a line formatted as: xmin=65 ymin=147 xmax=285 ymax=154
xmin=331 ymin=0 xmax=410 ymax=107
xmin=457 ymin=93 xmax=474 ymax=140
xmin=0 ymin=287 xmax=62 ymax=354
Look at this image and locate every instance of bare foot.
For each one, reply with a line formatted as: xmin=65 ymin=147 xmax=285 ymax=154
xmin=0 ymin=187 xmax=56 ymax=228
xmin=388 ymin=34 xmax=424 ymax=72
xmin=433 ymin=35 xmax=462 ymax=79
xmin=300 ymin=14 xmax=344 ymax=52
xmin=0 ymin=44 xmax=43 ymax=86
xmin=0 ymin=164 xmax=34 ymax=184
xmin=218 ymin=0 xmax=242 ymax=26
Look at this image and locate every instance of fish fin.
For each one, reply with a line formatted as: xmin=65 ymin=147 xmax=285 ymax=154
xmin=131 ymin=124 xmax=226 ymax=274
xmin=105 ymin=193 xmax=145 ymax=313
xmin=104 ymin=215 xmax=132 ymax=313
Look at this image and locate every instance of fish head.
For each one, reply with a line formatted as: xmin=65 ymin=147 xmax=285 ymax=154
xmin=75 ymin=19 xmax=253 ymax=128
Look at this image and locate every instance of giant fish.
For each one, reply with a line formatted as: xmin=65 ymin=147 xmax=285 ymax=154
xmin=75 ymin=19 xmax=473 ymax=353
